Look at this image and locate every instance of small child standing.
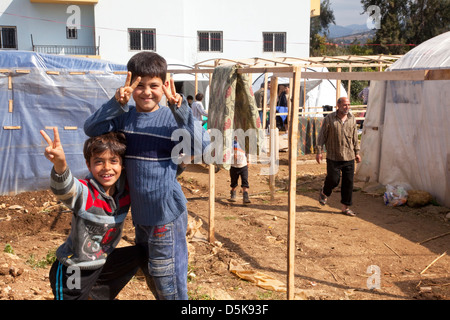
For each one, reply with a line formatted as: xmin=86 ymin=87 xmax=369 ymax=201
xmin=229 ymin=138 xmax=251 ymax=204
xmin=40 ymin=127 xmax=142 ymax=300
xmin=191 ymin=92 xmax=208 ymax=125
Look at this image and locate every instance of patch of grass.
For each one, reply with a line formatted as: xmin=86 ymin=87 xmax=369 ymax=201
xmin=3 ymin=243 xmax=14 ymax=254
xmin=188 ymin=287 xmax=214 ymax=300
xmin=26 ymin=249 xmax=56 ymax=269
xmin=256 ymin=290 xmax=283 ymax=300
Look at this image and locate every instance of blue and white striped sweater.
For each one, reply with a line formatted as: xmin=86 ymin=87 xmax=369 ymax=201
xmin=84 ymin=97 xmax=210 ymax=226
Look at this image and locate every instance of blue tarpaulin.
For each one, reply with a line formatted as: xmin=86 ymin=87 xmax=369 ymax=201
xmin=0 ymin=51 xmax=127 ymax=195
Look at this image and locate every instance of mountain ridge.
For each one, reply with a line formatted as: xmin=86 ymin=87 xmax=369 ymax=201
xmin=326 ymin=23 xmax=372 ymax=38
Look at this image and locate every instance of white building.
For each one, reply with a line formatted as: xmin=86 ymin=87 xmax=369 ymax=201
xmin=1 ymin=0 xmax=317 ymax=66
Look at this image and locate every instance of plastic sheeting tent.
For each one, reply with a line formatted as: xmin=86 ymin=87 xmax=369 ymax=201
xmin=0 ymin=51 xmax=127 ymax=195
xmin=355 ymin=31 xmax=450 ymax=207
xmin=251 ymin=67 xmax=347 ymax=116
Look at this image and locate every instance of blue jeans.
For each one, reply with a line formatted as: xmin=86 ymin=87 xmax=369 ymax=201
xmin=135 ymin=210 xmax=188 ymax=300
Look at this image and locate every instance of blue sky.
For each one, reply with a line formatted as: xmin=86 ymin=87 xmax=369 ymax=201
xmin=329 ymin=0 xmax=368 ymax=26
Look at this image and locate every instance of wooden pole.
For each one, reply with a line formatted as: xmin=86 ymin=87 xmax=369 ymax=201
xmin=262 ymin=73 xmax=269 ymax=129
xmin=268 ymin=76 xmax=278 ymax=201
xmin=208 ymin=163 xmax=215 ymax=243
xmin=195 ymin=72 xmax=198 ymax=95
xmin=336 ymin=67 xmax=342 ymax=101
xmin=208 ymin=62 xmax=218 ymax=243
xmin=286 ymin=78 xmax=293 ymax=132
xmin=348 ymin=66 xmax=352 ymax=99
xmin=287 ymin=66 xmax=301 ymax=300
xmin=166 ymin=73 xmax=171 ymax=106
xmin=302 ymin=67 xmax=306 ymax=116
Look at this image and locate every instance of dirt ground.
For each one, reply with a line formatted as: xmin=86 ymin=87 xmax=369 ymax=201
xmin=0 ymin=150 xmax=449 ymax=301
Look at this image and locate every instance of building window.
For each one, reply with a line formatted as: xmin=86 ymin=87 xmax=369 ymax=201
xmin=128 ymin=29 xmax=156 ymax=51
xmin=0 ymin=26 xmax=17 ymax=49
xmin=66 ymin=27 xmax=78 ymax=39
xmin=263 ymin=32 xmax=286 ymax=53
xmin=198 ymin=31 xmax=222 ymax=52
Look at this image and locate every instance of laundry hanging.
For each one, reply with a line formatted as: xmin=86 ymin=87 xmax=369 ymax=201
xmin=208 ymin=65 xmax=263 ymax=170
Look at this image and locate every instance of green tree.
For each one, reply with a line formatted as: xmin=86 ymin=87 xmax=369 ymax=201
xmin=361 ymin=0 xmax=450 ymax=54
xmin=406 ymin=0 xmax=450 ymax=45
xmin=362 ymin=0 xmax=411 ymax=54
xmin=310 ymin=0 xmax=336 ymax=56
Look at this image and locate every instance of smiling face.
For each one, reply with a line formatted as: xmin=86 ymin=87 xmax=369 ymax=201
xmin=132 ymin=76 xmax=166 ymax=113
xmin=86 ymin=150 xmax=123 ymax=196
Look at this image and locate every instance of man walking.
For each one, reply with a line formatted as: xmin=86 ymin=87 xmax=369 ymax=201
xmin=316 ymin=97 xmax=361 ymax=216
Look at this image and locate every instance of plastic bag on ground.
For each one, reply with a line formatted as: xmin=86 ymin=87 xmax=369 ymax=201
xmin=383 ymin=184 xmax=408 ymax=206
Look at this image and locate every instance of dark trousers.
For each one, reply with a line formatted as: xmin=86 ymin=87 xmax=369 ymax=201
xmin=323 ymin=159 xmax=355 ymax=206
xmin=49 ymin=245 xmax=144 ymax=300
xmin=230 ymin=166 xmax=249 ymax=189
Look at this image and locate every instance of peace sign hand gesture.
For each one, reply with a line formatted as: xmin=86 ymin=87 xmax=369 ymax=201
xmin=115 ymin=71 xmax=141 ymax=106
xmin=40 ymin=127 xmax=67 ymax=174
xmin=163 ymin=78 xmax=182 ymax=108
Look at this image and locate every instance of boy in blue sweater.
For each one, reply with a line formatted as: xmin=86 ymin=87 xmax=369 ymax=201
xmin=84 ymin=52 xmax=210 ymax=300
xmin=41 ymin=127 xmax=142 ymax=300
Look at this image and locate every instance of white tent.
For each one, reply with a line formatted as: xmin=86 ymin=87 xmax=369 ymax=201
xmin=251 ymin=67 xmax=347 ymax=116
xmin=356 ymin=31 xmax=450 ymax=207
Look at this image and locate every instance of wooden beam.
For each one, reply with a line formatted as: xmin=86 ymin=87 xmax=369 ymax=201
xmin=287 ymin=66 xmax=301 ymax=300
xmin=425 ymin=69 xmax=450 ymax=80
xmin=348 ymin=66 xmax=352 ymax=98
xmin=286 ymin=77 xmax=293 ymax=132
xmin=209 ymin=164 xmax=215 ymax=243
xmin=301 ymin=69 xmax=450 ymax=81
xmin=208 ymin=60 xmax=219 ymax=244
xmin=195 ymin=72 xmax=198 ymax=95
xmin=237 ymin=66 xmax=295 ymax=74
xmin=336 ymin=67 xmax=342 ymax=101
xmin=268 ymin=77 xmax=278 ymax=201
xmin=169 ymin=68 xmax=215 ymax=74
xmin=262 ymin=73 xmax=269 ymax=129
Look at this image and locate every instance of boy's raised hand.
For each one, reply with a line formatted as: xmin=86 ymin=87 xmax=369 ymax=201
xmin=115 ymin=71 xmax=141 ymax=106
xmin=40 ymin=127 xmax=67 ymax=174
xmin=163 ymin=78 xmax=182 ymax=108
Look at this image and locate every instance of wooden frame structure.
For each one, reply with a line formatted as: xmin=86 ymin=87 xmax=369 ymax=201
xmin=168 ymin=55 xmax=450 ymax=300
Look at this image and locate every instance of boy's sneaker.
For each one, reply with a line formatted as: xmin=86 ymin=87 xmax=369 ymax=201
xmin=243 ymin=191 xmax=251 ymax=204
xmin=318 ymin=189 xmax=327 ymax=205
xmin=229 ymin=190 xmax=236 ymax=202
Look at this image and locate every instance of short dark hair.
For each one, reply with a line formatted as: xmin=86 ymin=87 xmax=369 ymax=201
xmin=127 ymin=52 xmax=167 ymax=83
xmin=83 ymin=132 xmax=127 ymax=164
xmin=195 ymin=93 xmax=204 ymax=101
